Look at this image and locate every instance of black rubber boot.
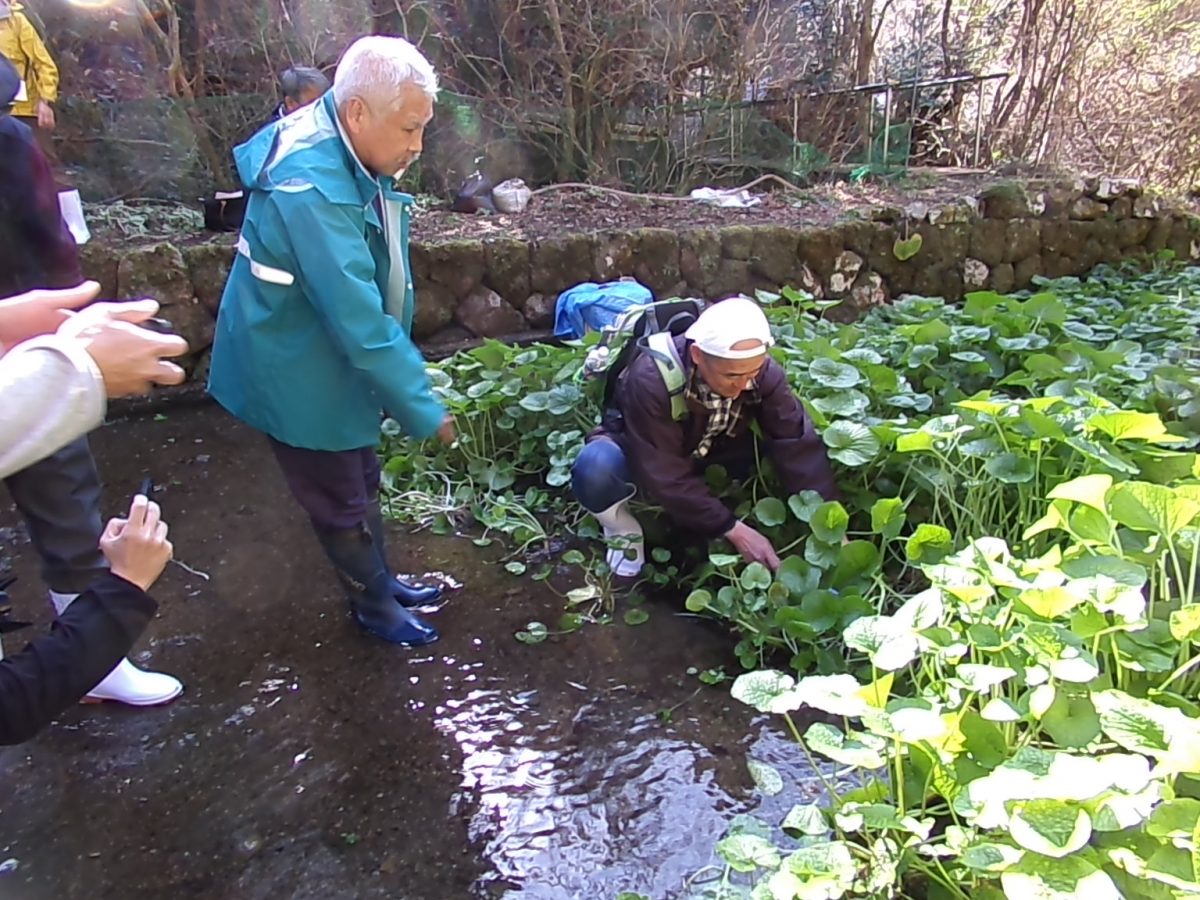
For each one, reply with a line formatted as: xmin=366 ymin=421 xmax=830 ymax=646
xmin=313 ymin=522 xmax=439 ymax=646
xmin=365 ymin=502 xmax=444 ymax=609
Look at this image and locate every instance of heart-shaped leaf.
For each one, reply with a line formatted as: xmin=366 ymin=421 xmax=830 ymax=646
xmin=809 ymin=358 xmax=863 ymax=389
xmin=831 ymin=540 xmax=881 ymax=587
xmin=804 ymin=722 xmax=887 ymax=768
xmin=623 ymin=608 xmax=649 ymax=626
xmin=984 ymin=452 xmax=1036 ymax=484
xmin=776 ymin=556 xmax=820 ymax=599
xmin=515 ymin=622 xmax=549 ymax=644
xmin=1001 ymin=855 xmax=1119 ymax=900
xmin=822 ymin=421 xmax=881 ymax=467
xmin=715 ymin=833 xmax=781 ymax=873
xmin=1009 ymin=799 xmax=1092 ymax=858
xmin=747 ymin=759 xmax=784 ymax=796
xmin=811 ymin=501 xmax=850 ymax=543
xmin=731 ymin=669 xmax=800 ymax=713
xmin=906 ymin=523 xmax=954 ymax=564
xmin=893 ymin=233 xmax=924 ymax=261
xmin=754 ymin=497 xmax=788 ymax=527
xmin=740 ymin=562 xmax=773 ymax=591
xmin=870 ymin=497 xmax=906 ymax=539
xmin=782 ymin=804 xmax=829 ymax=838
xmin=788 ymin=491 xmax=824 ymax=523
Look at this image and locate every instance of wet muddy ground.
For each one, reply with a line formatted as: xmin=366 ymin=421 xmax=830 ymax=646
xmin=0 ymin=403 xmax=820 ymax=900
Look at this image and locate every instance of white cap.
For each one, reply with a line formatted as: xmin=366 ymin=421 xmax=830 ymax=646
xmin=684 ymin=296 xmax=774 ymax=359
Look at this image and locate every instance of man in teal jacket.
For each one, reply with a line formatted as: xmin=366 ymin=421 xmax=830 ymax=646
xmin=209 ymin=35 xmax=453 ymax=647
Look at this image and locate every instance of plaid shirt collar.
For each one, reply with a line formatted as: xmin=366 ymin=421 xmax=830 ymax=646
xmin=685 ymin=364 xmax=759 ymax=459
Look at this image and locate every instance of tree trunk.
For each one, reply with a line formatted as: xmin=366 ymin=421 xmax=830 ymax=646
xmin=856 ymin=0 xmax=875 ymax=85
xmin=135 ymin=0 xmax=234 ymax=188
xmin=543 ymin=0 xmax=580 ymax=180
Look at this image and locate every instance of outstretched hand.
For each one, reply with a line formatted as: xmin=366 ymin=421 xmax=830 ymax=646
xmin=725 ymin=520 xmax=781 ymax=572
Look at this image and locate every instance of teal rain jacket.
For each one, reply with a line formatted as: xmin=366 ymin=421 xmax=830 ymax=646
xmin=208 ymin=92 xmax=445 ymax=451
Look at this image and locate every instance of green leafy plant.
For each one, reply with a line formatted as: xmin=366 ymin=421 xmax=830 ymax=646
xmin=684 ymin=492 xmax=921 ymax=673
xmin=371 ymin=261 xmax=1200 ymax=899
xmin=719 ymin=475 xmax=1200 ymax=899
xmin=380 ymin=338 xmax=596 ymax=549
xmin=381 ymin=265 xmax=1200 ymax=665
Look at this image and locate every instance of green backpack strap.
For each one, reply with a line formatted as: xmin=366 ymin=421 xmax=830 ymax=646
xmin=645 ymin=331 xmax=688 ymax=421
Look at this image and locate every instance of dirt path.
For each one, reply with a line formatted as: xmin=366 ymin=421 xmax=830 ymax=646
xmin=0 ymin=403 xmax=818 ymax=899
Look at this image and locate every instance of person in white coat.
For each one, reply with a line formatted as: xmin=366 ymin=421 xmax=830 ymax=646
xmin=0 ymin=282 xmax=187 ymax=741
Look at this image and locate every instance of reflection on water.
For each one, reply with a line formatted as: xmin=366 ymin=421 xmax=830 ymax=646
xmin=434 ymin=682 xmax=831 ymax=899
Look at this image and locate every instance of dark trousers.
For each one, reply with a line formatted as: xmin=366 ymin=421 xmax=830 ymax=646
xmin=571 ymin=434 xmax=757 ymax=513
xmin=268 ymin=437 xmax=380 ymax=530
xmin=571 ymin=439 xmax=635 ymax=513
xmin=3 ymin=436 xmax=107 ymax=594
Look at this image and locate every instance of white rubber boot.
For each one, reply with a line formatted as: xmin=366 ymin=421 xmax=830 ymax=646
xmin=593 ymin=500 xmax=645 ymax=578
xmin=50 ymin=591 xmax=182 ymax=706
xmin=57 ymin=190 xmax=91 ymax=244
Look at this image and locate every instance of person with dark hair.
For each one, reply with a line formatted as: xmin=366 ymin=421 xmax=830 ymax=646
xmin=259 ymin=65 xmax=331 ymax=132
xmin=0 ymin=55 xmax=73 ymax=290
xmin=205 ymin=65 xmax=333 ymax=233
xmin=0 ymin=54 xmax=186 ymax=706
xmin=277 ymin=65 xmax=331 ymax=117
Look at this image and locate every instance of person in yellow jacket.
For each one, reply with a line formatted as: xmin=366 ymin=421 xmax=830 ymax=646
xmin=0 ymin=1 xmax=57 ymax=137
xmin=0 ymin=1 xmax=87 ymax=241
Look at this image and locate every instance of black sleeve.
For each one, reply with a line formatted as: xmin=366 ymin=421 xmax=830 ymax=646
xmin=0 ymin=572 xmax=157 ymax=745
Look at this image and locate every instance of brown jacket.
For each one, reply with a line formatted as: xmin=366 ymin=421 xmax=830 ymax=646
xmin=592 ymin=334 xmax=839 ymax=537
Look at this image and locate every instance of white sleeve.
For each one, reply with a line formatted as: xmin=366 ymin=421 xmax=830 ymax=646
xmin=0 ymin=336 xmax=106 ymax=479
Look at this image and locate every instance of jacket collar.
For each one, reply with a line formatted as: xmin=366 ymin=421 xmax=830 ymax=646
xmin=323 ymin=92 xmax=389 ymax=227
xmin=327 ymin=93 xmax=377 ymax=198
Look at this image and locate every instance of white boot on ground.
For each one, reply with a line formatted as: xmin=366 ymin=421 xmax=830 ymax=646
xmin=593 ymin=499 xmax=645 ymax=578
xmin=50 ymin=591 xmax=183 ymax=706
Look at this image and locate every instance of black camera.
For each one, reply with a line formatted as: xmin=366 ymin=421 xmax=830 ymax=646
xmin=142 ymin=317 xmax=176 ymax=336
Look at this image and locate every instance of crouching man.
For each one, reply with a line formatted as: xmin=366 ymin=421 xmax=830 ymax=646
xmin=571 ymin=296 xmax=839 ymax=577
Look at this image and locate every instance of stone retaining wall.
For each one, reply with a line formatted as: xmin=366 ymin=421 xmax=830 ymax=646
xmin=81 ymin=177 xmax=1200 ymax=378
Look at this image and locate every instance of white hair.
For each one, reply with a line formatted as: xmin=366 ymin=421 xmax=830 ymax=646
xmin=333 ymin=36 xmax=438 ymax=111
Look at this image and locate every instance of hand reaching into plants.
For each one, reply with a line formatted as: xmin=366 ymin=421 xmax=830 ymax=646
xmin=435 ymin=414 xmax=456 ymax=445
xmin=724 ymin=520 xmax=780 ymax=572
